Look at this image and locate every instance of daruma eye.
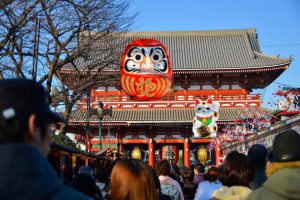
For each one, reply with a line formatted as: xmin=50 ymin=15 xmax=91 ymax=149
xmin=198 ymin=108 xmax=201 ymax=111
xmin=134 ymin=54 xmax=142 ymax=62
xmin=206 ymin=107 xmax=210 ymax=110
xmin=152 ymin=53 xmax=160 ymax=61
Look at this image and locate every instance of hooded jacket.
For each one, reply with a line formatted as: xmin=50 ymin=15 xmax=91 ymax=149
xmin=194 ymin=180 xmax=222 ymax=200
xmin=212 ymin=186 xmax=252 ymax=200
xmin=249 ymin=170 xmax=267 ymax=190
xmin=245 ymin=167 xmax=300 ymax=200
xmin=0 ymin=144 xmax=91 ymax=200
xmin=159 ymin=175 xmax=184 ymax=200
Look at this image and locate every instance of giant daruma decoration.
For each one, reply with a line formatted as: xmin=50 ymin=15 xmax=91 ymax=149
xmin=120 ymin=39 xmax=173 ymax=100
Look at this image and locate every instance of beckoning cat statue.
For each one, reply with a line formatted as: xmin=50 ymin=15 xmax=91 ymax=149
xmin=192 ymin=98 xmax=220 ymax=138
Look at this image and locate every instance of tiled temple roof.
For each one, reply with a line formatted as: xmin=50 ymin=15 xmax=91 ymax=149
xmin=62 ymin=27 xmax=291 ymax=72
xmin=69 ymin=107 xmax=273 ymax=125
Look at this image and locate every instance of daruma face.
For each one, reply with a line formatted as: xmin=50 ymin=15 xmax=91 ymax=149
xmin=120 ymin=39 xmax=172 ymax=100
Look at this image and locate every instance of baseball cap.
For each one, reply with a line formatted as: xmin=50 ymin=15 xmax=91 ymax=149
xmin=0 ymin=79 xmax=63 ymax=123
xmin=272 ymin=129 xmax=300 ymax=162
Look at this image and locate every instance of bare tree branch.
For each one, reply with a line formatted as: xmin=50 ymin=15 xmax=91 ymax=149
xmin=0 ymin=0 xmax=39 ymax=51
xmin=0 ymin=0 xmax=137 ymax=138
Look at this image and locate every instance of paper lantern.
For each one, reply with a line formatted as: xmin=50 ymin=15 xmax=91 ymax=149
xmin=131 ymin=146 xmax=142 ymax=160
xmin=161 ymin=145 xmax=178 ymax=165
xmin=197 ymin=146 xmax=208 ymax=164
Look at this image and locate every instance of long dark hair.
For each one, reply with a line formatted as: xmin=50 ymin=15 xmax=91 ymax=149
xmin=156 ymin=159 xmax=171 ymax=176
xmin=219 ymin=151 xmax=254 ymax=187
xmin=203 ymin=166 xmax=219 ymax=182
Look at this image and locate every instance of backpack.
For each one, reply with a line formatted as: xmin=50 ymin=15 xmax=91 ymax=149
xmin=160 ymin=184 xmax=180 ymax=200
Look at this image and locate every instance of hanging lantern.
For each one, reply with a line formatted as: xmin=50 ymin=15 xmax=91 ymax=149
xmin=161 ymin=145 xmax=179 ymax=165
xmin=198 ymin=146 xmax=208 ymax=164
xmin=131 ymin=146 xmax=142 ymax=160
xmin=111 ymin=149 xmax=118 ymax=160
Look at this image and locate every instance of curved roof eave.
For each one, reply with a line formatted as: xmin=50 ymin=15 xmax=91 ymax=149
xmin=174 ymin=62 xmax=291 ymax=72
xmin=123 ymin=27 xmax=257 ymax=37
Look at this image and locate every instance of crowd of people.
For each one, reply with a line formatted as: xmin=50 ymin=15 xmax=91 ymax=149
xmin=57 ymin=128 xmax=300 ymax=200
xmin=1 ymin=79 xmax=300 ymax=200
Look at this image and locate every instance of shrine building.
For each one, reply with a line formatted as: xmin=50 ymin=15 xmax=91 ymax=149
xmin=60 ymin=27 xmax=291 ymax=168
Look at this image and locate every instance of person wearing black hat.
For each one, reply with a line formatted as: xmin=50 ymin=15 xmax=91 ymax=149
xmin=247 ymin=144 xmax=268 ymax=190
xmin=0 ymin=79 xmax=91 ymax=200
xmin=245 ymin=129 xmax=300 ymax=200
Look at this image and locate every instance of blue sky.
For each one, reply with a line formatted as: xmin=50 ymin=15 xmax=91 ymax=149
xmin=129 ymin=0 xmax=300 ymax=108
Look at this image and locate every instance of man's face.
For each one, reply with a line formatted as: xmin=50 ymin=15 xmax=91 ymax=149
xmin=42 ymin=122 xmax=56 ymax=157
xmin=34 ymin=120 xmax=56 ymax=158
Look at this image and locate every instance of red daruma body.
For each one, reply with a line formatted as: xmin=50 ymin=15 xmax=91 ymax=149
xmin=120 ymin=39 xmax=173 ymax=101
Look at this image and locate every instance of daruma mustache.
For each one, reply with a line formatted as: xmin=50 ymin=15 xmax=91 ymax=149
xmin=121 ymin=74 xmax=171 ymax=100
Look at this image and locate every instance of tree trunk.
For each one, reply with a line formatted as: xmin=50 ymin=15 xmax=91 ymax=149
xmin=59 ymin=102 xmax=73 ymax=134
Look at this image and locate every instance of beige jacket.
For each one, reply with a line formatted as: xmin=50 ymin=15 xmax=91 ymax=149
xmin=212 ymin=186 xmax=252 ymax=200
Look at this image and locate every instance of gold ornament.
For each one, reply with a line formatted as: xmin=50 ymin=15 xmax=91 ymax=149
xmin=131 ymin=146 xmax=142 ymax=160
xmin=198 ymin=146 xmax=207 ymax=164
xmin=197 ymin=125 xmax=210 ymax=138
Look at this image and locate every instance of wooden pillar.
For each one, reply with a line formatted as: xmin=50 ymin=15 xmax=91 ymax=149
xmin=87 ymin=135 xmax=92 ymax=152
xmin=148 ymin=138 xmax=155 ymax=167
xmin=119 ymin=142 xmax=123 ymax=152
xmin=118 ymin=90 xmax=122 ymax=101
xmin=184 ymin=138 xmax=190 ymax=168
xmin=215 ymin=140 xmax=220 ymax=166
xmin=184 ymin=89 xmax=188 ymax=101
xmin=116 ymin=129 xmax=123 ymax=154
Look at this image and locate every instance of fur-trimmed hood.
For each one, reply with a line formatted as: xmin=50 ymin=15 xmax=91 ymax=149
xmin=212 ymin=186 xmax=252 ymax=200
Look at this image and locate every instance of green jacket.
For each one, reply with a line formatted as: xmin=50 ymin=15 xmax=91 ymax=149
xmin=245 ymin=167 xmax=300 ymax=200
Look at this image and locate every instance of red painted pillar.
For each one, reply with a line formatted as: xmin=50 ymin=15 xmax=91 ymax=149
xmin=87 ymin=136 xmax=92 ymax=152
xmin=116 ymin=132 xmax=123 ymax=154
xmin=148 ymin=138 xmax=155 ymax=167
xmin=215 ymin=140 xmax=220 ymax=166
xmin=119 ymin=143 xmax=123 ymax=152
xmin=184 ymin=89 xmax=188 ymax=101
xmin=184 ymin=138 xmax=190 ymax=168
xmin=118 ymin=90 xmax=122 ymax=101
